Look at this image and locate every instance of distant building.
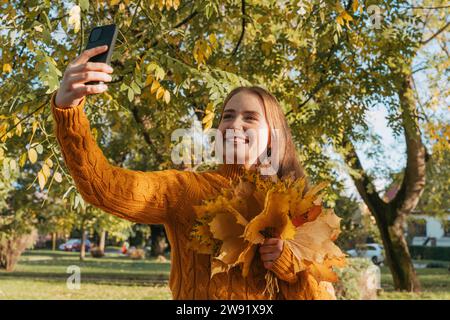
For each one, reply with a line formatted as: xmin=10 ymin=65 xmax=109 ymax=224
xmin=383 ymin=183 xmax=450 ymax=247
xmin=406 ymin=214 xmax=450 ymax=247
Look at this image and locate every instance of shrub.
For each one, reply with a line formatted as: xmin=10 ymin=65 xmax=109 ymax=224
xmin=90 ymin=246 xmax=105 ymax=258
xmin=128 ymin=248 xmax=146 ymax=260
xmin=0 ymin=230 xmax=37 ymax=272
xmin=409 ymin=246 xmax=450 ymax=261
xmin=334 ymin=257 xmax=381 ymax=300
xmin=426 ymin=262 xmax=447 ymax=268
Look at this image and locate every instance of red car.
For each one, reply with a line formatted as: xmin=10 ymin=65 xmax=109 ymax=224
xmin=59 ymin=239 xmax=91 ymax=252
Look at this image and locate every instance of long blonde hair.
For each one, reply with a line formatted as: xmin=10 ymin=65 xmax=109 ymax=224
xmin=219 ymin=86 xmax=308 ymax=182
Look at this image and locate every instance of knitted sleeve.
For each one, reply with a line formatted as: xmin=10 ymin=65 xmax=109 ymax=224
xmin=50 ymin=92 xmax=190 ymax=225
xmin=271 ymin=244 xmax=337 ymax=299
xmin=270 ymin=242 xmax=303 ymax=284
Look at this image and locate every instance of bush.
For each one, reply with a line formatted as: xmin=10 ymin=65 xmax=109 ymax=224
xmin=90 ymin=246 xmax=105 ymax=258
xmin=426 ymin=262 xmax=448 ymax=268
xmin=409 ymin=246 xmax=450 ymax=261
xmin=0 ymin=230 xmax=37 ymax=272
xmin=128 ymin=248 xmax=146 ymax=260
xmin=334 ymin=258 xmax=381 ymax=300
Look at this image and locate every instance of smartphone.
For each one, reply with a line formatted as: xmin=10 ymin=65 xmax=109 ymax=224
xmin=85 ymin=24 xmax=118 ymax=85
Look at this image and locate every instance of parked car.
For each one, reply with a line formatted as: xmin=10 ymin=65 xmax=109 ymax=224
xmin=59 ymin=239 xmax=91 ymax=252
xmin=346 ymin=243 xmax=385 ymax=265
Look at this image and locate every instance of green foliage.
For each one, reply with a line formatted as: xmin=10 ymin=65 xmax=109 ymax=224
xmin=0 ymin=230 xmax=37 ymax=271
xmin=334 ymin=195 xmax=381 ymax=250
xmin=0 ymin=1 xmax=448 ymax=280
xmin=334 ymin=257 xmax=374 ymax=300
xmin=417 ymin=148 xmax=450 ymax=217
xmin=409 ymin=246 xmax=450 ymax=262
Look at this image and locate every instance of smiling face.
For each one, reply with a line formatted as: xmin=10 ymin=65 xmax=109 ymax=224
xmin=217 ymin=90 xmax=270 ymax=167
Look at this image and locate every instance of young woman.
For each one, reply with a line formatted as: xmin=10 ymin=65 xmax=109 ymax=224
xmin=52 ymin=45 xmax=335 ymax=299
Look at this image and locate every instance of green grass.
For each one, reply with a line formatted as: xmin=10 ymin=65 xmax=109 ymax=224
xmin=0 ymin=249 xmax=172 ymax=300
xmin=1 ymin=249 xmax=449 ymax=299
xmin=0 ymin=279 xmax=172 ymax=300
xmin=2 ymin=249 xmax=171 ymax=284
xmin=378 ymin=262 xmax=450 ymax=300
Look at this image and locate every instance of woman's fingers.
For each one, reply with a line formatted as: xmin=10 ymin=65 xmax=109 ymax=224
xmin=69 ymin=71 xmax=112 ymax=85
xmin=55 ymin=46 xmax=110 ymax=109
xmin=71 ymin=84 xmax=108 ymax=99
xmin=259 ymin=244 xmax=279 ymax=254
xmin=69 ymin=62 xmax=113 ymax=74
xmin=260 ymin=238 xmax=283 ymax=253
xmin=260 ymin=252 xmax=280 ymax=262
xmin=260 ymin=238 xmax=284 ymax=270
xmin=72 ymin=45 xmax=108 ymax=65
xmin=263 ymin=238 xmax=280 ymax=246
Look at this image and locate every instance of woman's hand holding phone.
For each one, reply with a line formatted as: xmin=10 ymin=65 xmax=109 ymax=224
xmin=54 ymin=45 xmax=113 ymax=109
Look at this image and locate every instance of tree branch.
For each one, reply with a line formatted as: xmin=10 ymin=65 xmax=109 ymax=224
xmin=285 ymin=41 xmax=338 ymax=117
xmin=0 ymin=96 xmax=51 ymax=141
xmin=391 ymin=74 xmax=428 ymax=215
xmin=130 ymin=106 xmax=164 ymax=163
xmin=174 ymin=10 xmax=198 ymax=29
xmin=340 ymin=135 xmax=388 ymax=220
xmin=230 ymin=0 xmax=247 ymax=57
xmin=421 ymin=21 xmax=450 ymax=46
xmin=286 ymin=0 xmax=354 ymax=117
xmin=124 ymin=0 xmax=143 ymax=34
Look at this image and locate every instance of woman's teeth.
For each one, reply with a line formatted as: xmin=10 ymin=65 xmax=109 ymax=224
xmin=225 ymin=137 xmax=248 ymax=144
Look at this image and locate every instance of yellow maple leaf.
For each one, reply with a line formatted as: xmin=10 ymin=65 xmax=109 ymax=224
xmin=285 ymin=208 xmax=346 ymax=284
xmin=244 ymin=190 xmax=296 ymax=244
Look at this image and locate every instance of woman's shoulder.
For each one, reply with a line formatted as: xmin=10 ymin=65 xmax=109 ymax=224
xmin=168 ymin=167 xmax=230 ymax=192
xmin=153 ymin=167 xmax=229 ymax=188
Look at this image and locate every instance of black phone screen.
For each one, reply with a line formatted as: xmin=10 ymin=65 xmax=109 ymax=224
xmin=85 ymin=24 xmax=118 ymax=85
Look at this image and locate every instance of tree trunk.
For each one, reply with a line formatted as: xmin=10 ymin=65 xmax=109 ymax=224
xmin=373 ymin=206 xmax=421 ymax=291
xmin=342 ymin=136 xmax=423 ymax=291
xmin=99 ymin=230 xmax=106 ymax=253
xmin=51 ymin=232 xmax=56 ymax=251
xmin=150 ymin=225 xmax=168 ymax=260
xmin=80 ymin=228 xmax=86 ymax=261
xmin=339 ymin=70 xmax=427 ymax=291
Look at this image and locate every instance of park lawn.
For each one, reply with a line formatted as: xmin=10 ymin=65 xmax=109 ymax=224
xmin=0 ymin=249 xmax=172 ymax=300
xmin=2 ymin=249 xmax=171 ymax=284
xmin=378 ymin=262 xmax=450 ymax=300
xmin=1 ymin=250 xmax=449 ymax=300
xmin=0 ymin=279 xmax=172 ymax=300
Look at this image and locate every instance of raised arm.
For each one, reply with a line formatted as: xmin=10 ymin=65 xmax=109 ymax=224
xmin=51 ymin=46 xmax=190 ymax=225
xmin=51 ymin=93 xmax=190 ymax=224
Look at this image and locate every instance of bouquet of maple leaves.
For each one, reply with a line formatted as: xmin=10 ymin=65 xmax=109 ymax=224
xmin=188 ymin=171 xmax=346 ymax=298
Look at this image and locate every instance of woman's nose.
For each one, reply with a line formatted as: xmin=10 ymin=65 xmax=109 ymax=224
xmin=227 ymin=116 xmax=245 ymax=131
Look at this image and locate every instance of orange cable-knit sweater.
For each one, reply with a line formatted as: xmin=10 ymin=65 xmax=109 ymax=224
xmin=50 ymin=92 xmax=333 ymax=300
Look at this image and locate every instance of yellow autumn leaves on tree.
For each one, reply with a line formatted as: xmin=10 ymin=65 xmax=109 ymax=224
xmin=147 ymin=0 xmax=181 ymax=11
xmin=68 ymin=5 xmax=81 ymax=33
xmin=2 ymin=63 xmax=12 ymax=73
xmin=193 ymin=34 xmax=218 ymax=66
xmin=188 ymin=170 xmax=347 ymax=287
xmin=335 ymin=0 xmax=362 ymax=32
xmin=144 ymin=62 xmax=171 ymax=104
xmin=202 ymin=102 xmax=215 ymax=130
